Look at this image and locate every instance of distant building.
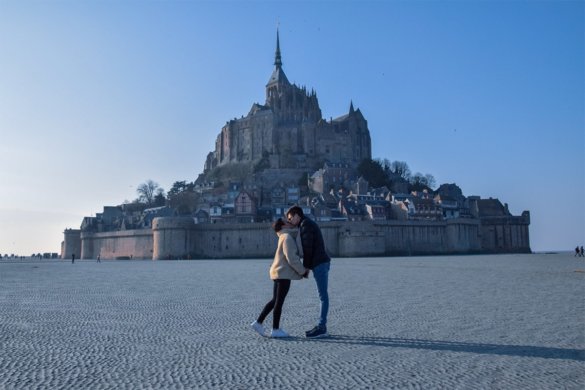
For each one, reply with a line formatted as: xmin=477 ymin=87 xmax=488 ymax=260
xmin=63 ymin=28 xmax=531 ymax=259
xmin=411 ymin=198 xmax=442 ymax=220
xmin=202 ymin=30 xmax=371 ymax=189
xmin=234 ymin=191 xmax=257 ymax=223
xmin=310 ymin=162 xmax=357 ymax=194
xmin=434 ymin=194 xmax=460 ymax=219
xmin=141 ymin=206 xmax=174 ymax=228
xmin=194 ymin=209 xmax=209 ymax=224
xmin=313 ymin=203 xmax=333 ymax=222
xmin=366 ymin=203 xmax=387 ymax=221
xmin=209 ymin=203 xmax=223 ymax=223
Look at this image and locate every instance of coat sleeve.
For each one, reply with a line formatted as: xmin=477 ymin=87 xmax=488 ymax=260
xmin=300 ymin=221 xmax=316 ymax=267
xmin=283 ymin=235 xmax=307 ymax=276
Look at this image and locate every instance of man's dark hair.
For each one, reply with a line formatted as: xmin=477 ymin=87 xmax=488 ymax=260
xmin=286 ymin=205 xmax=304 ymax=218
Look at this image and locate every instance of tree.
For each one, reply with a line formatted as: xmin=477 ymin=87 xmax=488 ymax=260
xmin=168 ymin=180 xmax=187 ymax=198
xmin=409 ymin=172 xmax=435 ymax=192
xmin=410 ymin=172 xmax=425 ymax=187
xmin=136 ymin=180 xmax=164 ymax=207
xmin=391 ymin=161 xmax=411 ymax=181
xmin=424 ymin=174 xmax=436 ymax=189
xmin=357 ymin=159 xmax=390 ymax=188
xmin=375 ymin=158 xmax=393 ymax=175
xmin=167 ymin=180 xmax=200 ymax=213
xmin=153 ymin=189 xmax=166 ymax=207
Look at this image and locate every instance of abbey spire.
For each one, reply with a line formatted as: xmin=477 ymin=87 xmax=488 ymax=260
xmin=274 ymin=28 xmax=282 ymax=68
xmin=266 ymin=28 xmax=290 ymax=99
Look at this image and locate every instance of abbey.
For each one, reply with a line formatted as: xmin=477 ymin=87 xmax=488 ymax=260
xmin=203 ymin=30 xmax=371 ymax=177
xmin=61 ymin=31 xmax=531 ymax=260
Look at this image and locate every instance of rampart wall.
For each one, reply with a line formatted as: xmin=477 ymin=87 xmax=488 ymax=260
xmin=478 ymin=212 xmax=531 ymax=253
xmin=80 ymin=229 xmax=153 ymax=260
xmin=69 ymin=216 xmax=530 ymax=260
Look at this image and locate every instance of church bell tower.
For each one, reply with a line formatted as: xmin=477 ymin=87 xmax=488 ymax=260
xmin=266 ymin=29 xmax=290 ymax=107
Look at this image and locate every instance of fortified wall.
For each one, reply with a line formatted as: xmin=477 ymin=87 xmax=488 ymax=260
xmin=61 ymin=229 xmax=81 ymax=260
xmin=63 ymin=215 xmax=530 ymax=260
xmin=478 ymin=211 xmax=531 ymax=254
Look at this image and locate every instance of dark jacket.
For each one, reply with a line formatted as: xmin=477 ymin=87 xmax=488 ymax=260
xmin=299 ymin=216 xmax=331 ymax=270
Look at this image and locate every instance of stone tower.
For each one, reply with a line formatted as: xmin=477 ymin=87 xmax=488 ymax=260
xmin=265 ymin=29 xmax=322 ymax=125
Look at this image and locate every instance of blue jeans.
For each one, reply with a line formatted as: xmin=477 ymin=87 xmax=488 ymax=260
xmin=312 ymin=262 xmax=330 ymax=327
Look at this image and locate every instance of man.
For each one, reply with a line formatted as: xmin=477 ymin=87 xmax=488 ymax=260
xmin=286 ymin=205 xmax=331 ymax=338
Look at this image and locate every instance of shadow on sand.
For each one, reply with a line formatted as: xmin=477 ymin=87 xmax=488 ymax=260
xmin=297 ymin=335 xmax=584 ymax=361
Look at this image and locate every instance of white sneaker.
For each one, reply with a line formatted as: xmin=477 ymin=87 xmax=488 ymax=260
xmin=270 ymin=328 xmax=290 ymax=338
xmin=251 ymin=321 xmax=266 ymax=337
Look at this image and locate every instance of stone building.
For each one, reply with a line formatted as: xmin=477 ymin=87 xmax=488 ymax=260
xmin=61 ymin=29 xmax=531 ymax=259
xmin=234 ymin=191 xmax=257 ymax=223
xmin=309 ymin=162 xmax=358 ymax=194
xmin=202 ymin=30 xmax=371 ymax=186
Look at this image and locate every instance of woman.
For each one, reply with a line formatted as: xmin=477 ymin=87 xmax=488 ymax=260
xmin=251 ymin=218 xmax=307 ymax=338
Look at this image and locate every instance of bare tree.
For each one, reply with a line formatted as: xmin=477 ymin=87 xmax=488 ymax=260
xmin=411 ymin=172 xmax=425 ymax=186
xmin=375 ymin=158 xmax=393 ymax=175
xmin=391 ymin=161 xmax=411 ymax=180
xmin=424 ymin=174 xmax=436 ymax=189
xmin=410 ymin=172 xmax=436 ymax=191
xmin=136 ymin=180 xmax=164 ymax=206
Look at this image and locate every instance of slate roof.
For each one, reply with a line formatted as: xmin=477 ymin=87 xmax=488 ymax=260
xmin=477 ymin=199 xmax=510 ymax=217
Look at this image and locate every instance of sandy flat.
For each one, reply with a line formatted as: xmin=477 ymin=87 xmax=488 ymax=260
xmin=0 ymin=253 xmax=583 ymax=389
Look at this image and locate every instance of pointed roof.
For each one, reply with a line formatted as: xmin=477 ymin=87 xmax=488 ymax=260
xmin=274 ymin=28 xmax=282 ymax=67
xmin=332 ymin=101 xmax=364 ymax=122
xmin=266 ymin=28 xmax=290 ymax=87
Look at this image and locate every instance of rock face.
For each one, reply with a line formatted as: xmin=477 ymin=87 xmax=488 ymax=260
xmin=201 ymin=30 xmax=371 ymax=185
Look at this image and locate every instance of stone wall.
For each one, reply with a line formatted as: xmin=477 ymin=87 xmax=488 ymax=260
xmin=478 ymin=212 xmax=531 ymax=253
xmin=338 ymin=229 xmax=386 ymax=257
xmin=190 ymin=222 xmax=278 ymax=259
xmin=80 ymin=229 xmax=153 ymax=260
xmin=76 ymin=216 xmax=530 ymax=260
xmin=445 ymin=219 xmax=482 ymax=253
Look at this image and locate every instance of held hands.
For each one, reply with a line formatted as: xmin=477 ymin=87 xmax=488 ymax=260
xmin=302 ymin=270 xmax=310 ymax=278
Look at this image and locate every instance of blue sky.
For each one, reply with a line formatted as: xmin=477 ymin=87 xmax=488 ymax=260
xmin=0 ymin=0 xmax=583 ymax=255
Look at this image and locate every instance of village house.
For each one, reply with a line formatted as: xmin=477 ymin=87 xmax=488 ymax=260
xmin=234 ymin=191 xmax=257 ymax=223
xmin=434 ymin=194 xmax=460 ymax=219
xmin=411 ymin=198 xmax=442 ymax=220
xmin=366 ymin=203 xmax=387 ymax=221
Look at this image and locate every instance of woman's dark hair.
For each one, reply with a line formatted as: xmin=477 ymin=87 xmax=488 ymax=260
xmin=272 ymin=218 xmax=286 ymax=232
xmin=286 ymin=205 xmax=304 ymax=218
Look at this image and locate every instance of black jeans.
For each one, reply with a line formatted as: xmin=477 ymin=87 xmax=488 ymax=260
xmin=257 ymin=279 xmax=291 ymax=329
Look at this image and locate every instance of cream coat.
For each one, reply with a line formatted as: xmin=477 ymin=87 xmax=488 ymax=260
xmin=269 ymin=229 xmax=307 ymax=280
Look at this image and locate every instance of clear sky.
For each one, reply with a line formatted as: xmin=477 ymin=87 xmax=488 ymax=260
xmin=0 ymin=0 xmax=583 ymax=255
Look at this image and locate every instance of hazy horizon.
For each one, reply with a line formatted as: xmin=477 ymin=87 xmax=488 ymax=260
xmin=1 ymin=1 xmax=583 ymax=255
